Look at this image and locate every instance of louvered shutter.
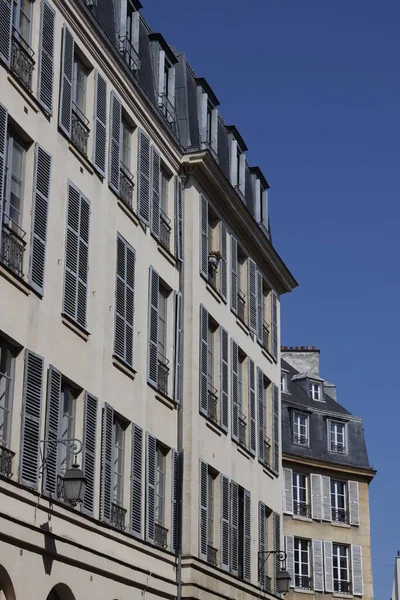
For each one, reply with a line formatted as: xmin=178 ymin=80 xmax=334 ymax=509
xmin=147 ymin=266 xmax=159 ymax=387
xmin=0 ymin=103 xmax=8 ymax=251
xmin=82 ymin=392 xmax=98 ymax=516
xmin=108 ymin=90 xmax=121 ymax=193
xmin=0 ymin=0 xmax=12 ymax=67
xmin=29 ymin=144 xmax=52 ymax=295
xmin=59 ymin=24 xmax=74 ymax=137
xmin=200 ymin=195 xmax=208 ymax=277
xmin=272 ymin=384 xmax=279 ymax=475
xmin=43 ymin=365 xmax=62 ymax=497
xmin=351 ymin=545 xmax=364 ymax=596
xmin=231 ymin=236 xmax=238 ymax=313
xmin=248 ymin=259 xmax=257 ymax=334
xmin=150 ymin=146 xmax=161 ymax=238
xmin=311 ymin=474 xmax=322 ymax=520
xmin=199 ymin=459 xmax=208 ymax=561
xmin=92 ymin=72 xmax=107 ymax=177
xmin=230 ymin=480 xmax=239 ymax=577
xmin=171 ymin=449 xmax=183 ymax=553
xmin=220 ymin=222 xmax=227 ymax=301
xmin=284 ymin=468 xmax=294 ymax=514
xmin=175 ymin=176 xmax=184 ymax=261
xmin=220 ymin=474 xmax=230 ymax=571
xmin=243 ymin=489 xmax=251 ymax=582
xmin=100 ymin=403 xmax=113 ymax=522
xmin=173 ymin=291 xmax=183 ymax=405
xmin=145 ymin=432 xmax=156 ymax=543
xmin=248 ymin=358 xmax=256 ymax=455
xmin=312 ymin=540 xmax=324 ymax=592
xmin=220 ymin=327 xmax=229 ymax=431
xmin=258 ymin=503 xmax=267 ymax=588
xmin=37 ymin=0 xmax=55 ymax=114
xmin=257 ymin=367 xmax=265 ymax=464
xmin=130 ymin=423 xmax=143 ymax=538
xmin=114 ymin=235 xmax=135 ymax=367
xmin=199 ymin=305 xmax=208 ymax=416
xmin=324 ymin=541 xmax=334 ymax=593
xmin=322 ymin=475 xmax=331 ymax=521
xmin=273 ymin=512 xmax=281 ymax=594
xmin=231 ymin=339 xmax=239 ymax=442
xmin=20 ymin=350 xmax=44 ymax=489
xmin=199 ymin=90 xmax=207 ymax=144
xmin=285 ymin=535 xmax=295 ymax=587
xmin=137 ymin=129 xmax=151 ymax=225
xmin=256 ymin=270 xmax=263 ymax=343
xmin=271 ymin=291 xmax=278 ymax=360
xmin=349 ymin=481 xmax=360 ymax=526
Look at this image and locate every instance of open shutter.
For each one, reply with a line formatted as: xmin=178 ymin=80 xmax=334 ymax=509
xmin=43 ymin=365 xmax=62 ymax=497
xmin=130 ymin=423 xmax=143 ymax=538
xmin=285 ymin=535 xmax=295 ymax=587
xmin=220 ymin=327 xmax=229 ymax=431
xmin=157 ymin=50 xmax=166 ymax=106
xmin=351 ymin=545 xmax=364 ymax=596
xmin=312 ymin=540 xmax=324 ymax=592
xmin=173 ymin=291 xmax=183 ymax=405
xmin=59 ymin=24 xmax=74 ymax=137
xmin=257 ymin=367 xmax=265 ymax=464
xmin=147 ymin=266 xmax=159 ymax=387
xmin=284 ymin=468 xmax=294 ymax=514
xmin=171 ymin=449 xmax=183 ymax=553
xmin=200 ymin=195 xmax=208 ymax=277
xmin=211 ymin=108 xmax=218 ymax=153
xmin=0 ymin=0 xmax=12 ymax=67
xmin=271 ymin=291 xmax=278 ymax=360
xmin=231 ymin=236 xmax=238 ymax=313
xmin=92 ymin=71 xmax=107 ymax=177
xmin=273 ymin=512 xmax=281 ymax=594
xmin=248 ymin=259 xmax=257 ymax=334
xmin=311 ymin=474 xmax=322 ymax=520
xmin=145 ymin=432 xmax=156 ymax=543
xmin=115 ymin=235 xmax=135 ymax=367
xmin=100 ymin=403 xmax=113 ymax=522
xmin=231 ymin=339 xmax=239 ymax=442
xmin=256 ymin=270 xmax=263 ymax=343
xmin=108 ymin=90 xmax=121 ymax=194
xmin=199 ymin=305 xmax=208 ymax=416
xmin=37 ymin=0 xmax=56 ymax=114
xmin=199 ymin=459 xmax=208 ymax=561
xmin=324 ymin=541 xmax=334 ymax=593
xmin=322 ymin=475 xmax=331 ymax=521
xmin=220 ymin=222 xmax=227 ymax=301
xmin=199 ymin=90 xmax=207 ymax=145
xmin=0 ymin=103 xmax=8 ymax=251
xmin=349 ymin=480 xmax=360 ymax=526
xmin=20 ymin=350 xmax=44 ymax=489
xmin=272 ymin=384 xmax=279 ymax=475
xmin=175 ymin=176 xmax=184 ymax=261
xmin=29 ymin=144 xmax=52 ymax=295
xmin=220 ymin=474 xmax=230 ymax=571
xmin=150 ymin=146 xmax=161 ymax=238
xmin=243 ymin=489 xmax=251 ymax=582
xmin=82 ymin=392 xmax=98 ymax=516
xmin=77 ymin=194 xmax=90 ymax=329
xmin=248 ymin=358 xmax=256 ymax=455
xmin=258 ymin=503 xmax=267 ymax=588
xmin=230 ymin=480 xmax=239 ymax=577
xmin=137 ymin=129 xmax=151 ymax=225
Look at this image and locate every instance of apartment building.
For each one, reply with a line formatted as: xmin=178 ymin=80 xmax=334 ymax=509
xmin=281 ymin=347 xmax=375 ymax=600
xmin=0 ymin=1 xmax=297 ymax=600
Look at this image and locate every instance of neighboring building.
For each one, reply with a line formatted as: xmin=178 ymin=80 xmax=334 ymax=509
xmin=0 ymin=1 xmax=297 ymax=600
xmin=281 ymin=347 xmax=375 ymax=600
xmin=391 ymin=551 xmax=400 ymax=600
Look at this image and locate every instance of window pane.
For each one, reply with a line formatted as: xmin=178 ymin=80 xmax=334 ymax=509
xmin=0 ymin=343 xmax=12 ymax=446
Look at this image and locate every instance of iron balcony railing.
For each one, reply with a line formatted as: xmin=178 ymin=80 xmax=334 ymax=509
xmin=71 ymin=104 xmax=90 ymax=156
xmin=293 ymin=500 xmax=311 ymax=518
xmin=157 ymin=353 xmax=170 ymax=396
xmin=0 ymin=445 xmax=14 ymax=478
xmin=154 ymin=522 xmax=168 ymax=549
xmin=119 ymin=36 xmax=140 ymax=74
xmin=208 ymin=385 xmax=218 ymax=424
xmin=334 ymin=580 xmax=352 ymax=594
xmin=158 ymin=93 xmax=176 ymax=131
xmin=294 ymin=433 xmax=308 ymax=446
xmin=207 ymin=545 xmax=218 ymax=566
xmin=332 ymin=507 xmax=348 ymax=523
xmin=160 ymin=209 xmax=171 ymax=252
xmin=331 ymin=443 xmax=346 ymax=454
xmin=1 ymin=216 xmax=26 ymax=278
xmin=262 ymin=320 xmax=270 ymax=352
xmin=237 ymin=289 xmax=246 ymax=324
xmin=295 ymin=575 xmax=312 ymax=589
xmin=111 ymin=502 xmax=127 ymax=530
xmin=238 ymin=412 xmax=247 ymax=448
xmin=11 ymin=28 xmax=35 ymax=91
xmin=119 ymin=163 xmax=135 ymax=208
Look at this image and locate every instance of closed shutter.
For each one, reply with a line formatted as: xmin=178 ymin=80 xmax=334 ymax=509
xmin=248 ymin=259 xmax=257 ymax=334
xmin=324 ymin=541 xmax=334 ymax=593
xmin=231 ymin=339 xmax=239 ymax=442
xmin=100 ymin=403 xmax=113 ymax=522
xmin=231 ymin=236 xmax=238 ymax=313
xmin=0 ymin=103 xmax=8 ymax=251
xmin=351 ymin=545 xmax=364 ymax=596
xmin=312 ymin=539 xmax=324 ymax=592
xmin=173 ymin=291 xmax=183 ymax=405
xmin=137 ymin=129 xmax=151 ymax=225
xmin=175 ymin=176 xmax=184 ymax=261
xmin=145 ymin=432 xmax=156 ymax=543
xmin=114 ymin=234 xmax=135 ymax=367
xmin=199 ymin=459 xmax=208 ymax=561
xmin=108 ymin=90 xmax=121 ymax=194
xmin=271 ymin=291 xmax=278 ymax=360
xmin=248 ymin=358 xmax=256 ymax=455
xmin=92 ymin=71 xmax=107 ymax=177
xmin=147 ymin=266 xmax=159 ymax=387
xmin=59 ymin=24 xmax=74 ymax=137
xmin=220 ymin=327 xmax=229 ymax=431
xmin=20 ymin=350 xmax=44 ymax=489
xmin=43 ymin=365 xmax=62 ymax=497
xmin=29 ymin=144 xmax=52 ymax=295
xmin=285 ymin=535 xmax=295 ymax=587
xmin=243 ymin=489 xmax=251 ymax=582
xmin=322 ymin=475 xmax=331 ymax=521
xmin=82 ymin=392 xmax=98 ymax=516
xmin=256 ymin=270 xmax=263 ymax=343
xmin=220 ymin=474 xmax=230 ymax=571
xmin=284 ymin=468 xmax=294 ymax=514
xmin=0 ymin=0 xmax=12 ymax=67
xmin=273 ymin=512 xmax=281 ymax=594
xmin=37 ymin=0 xmax=55 ymax=114
xmin=150 ymin=146 xmax=161 ymax=238
xmin=230 ymin=480 xmax=239 ymax=577
xmin=257 ymin=367 xmax=265 ymax=464
xmin=200 ymin=195 xmax=208 ymax=277
xmin=171 ymin=449 xmax=183 ymax=553
xmin=220 ymin=222 xmax=227 ymax=301
xmin=349 ymin=480 xmax=360 ymax=526
xmin=311 ymin=474 xmax=322 ymax=520
xmin=272 ymin=384 xmax=279 ymax=475
xmin=199 ymin=305 xmax=208 ymax=416
xmin=258 ymin=502 xmax=267 ymax=588
xmin=130 ymin=423 xmax=143 ymax=538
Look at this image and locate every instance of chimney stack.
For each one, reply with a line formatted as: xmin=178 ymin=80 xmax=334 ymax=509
xmin=281 ymin=346 xmax=320 ymax=377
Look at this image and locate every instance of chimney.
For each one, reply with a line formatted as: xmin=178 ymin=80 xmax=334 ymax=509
xmin=281 ymin=346 xmax=320 ymax=377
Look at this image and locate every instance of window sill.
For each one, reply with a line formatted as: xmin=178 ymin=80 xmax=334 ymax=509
xmin=236 ymin=443 xmax=254 ymax=461
xmin=117 ymin=199 xmax=139 ymax=226
xmin=333 ymin=593 xmax=354 ymax=599
xmin=293 ymin=515 xmax=313 ymax=523
xmin=261 ymin=347 xmax=276 ymax=364
xmin=0 ymin=265 xmax=30 ymax=296
xmin=236 ymin=318 xmax=250 ymax=336
xmin=205 ymin=282 xmax=222 ymax=304
xmin=331 ymin=521 xmax=351 ymax=529
xmin=61 ymin=314 xmax=90 ymax=342
xmin=148 ymin=383 xmax=176 ymax=410
xmin=112 ymin=355 xmax=136 ymax=380
xmin=68 ymin=143 xmax=95 ymax=175
xmin=7 ymin=74 xmax=40 ymax=114
xmin=294 ymin=588 xmax=315 ymax=595
xmin=157 ymin=242 xmax=177 ymax=267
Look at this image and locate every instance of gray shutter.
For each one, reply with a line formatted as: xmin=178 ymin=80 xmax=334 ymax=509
xmin=231 ymin=339 xmax=239 ymax=442
xmin=20 ymin=350 xmax=44 ymax=489
xmin=322 ymin=475 xmax=331 ymax=521
xmin=248 ymin=358 xmax=256 ymax=455
xmin=29 ymin=144 xmax=52 ymax=295
xmin=93 ymin=71 xmax=107 ymax=177
xmin=272 ymin=384 xmax=279 ymax=475
xmin=175 ymin=176 xmax=184 ymax=261
xmin=145 ymin=432 xmax=156 ymax=543
xmin=211 ymin=108 xmax=218 ymax=153
xmin=256 ymin=270 xmax=263 ymax=343
xmin=130 ymin=423 xmax=143 ymax=538
xmin=150 ymin=146 xmax=161 ymax=238
xmin=59 ymin=24 xmax=74 ymax=137
xmin=271 ymin=291 xmax=278 ymax=360
xmin=230 ymin=480 xmax=239 ymax=577
xmin=200 ymin=194 xmax=208 ymax=277
xmin=285 ymin=535 xmax=295 ymax=587
xmin=220 ymin=474 xmax=230 ymax=571
xmin=273 ymin=512 xmax=281 ymax=594
xmin=0 ymin=103 xmax=8 ymax=251
xmin=220 ymin=327 xmax=229 ymax=431
xmin=324 ymin=540 xmax=334 ymax=593
xmin=231 ymin=236 xmax=238 ymax=313
xmin=82 ymin=392 xmax=98 ymax=516
xmin=284 ymin=468 xmax=294 ymax=514
xmin=257 ymin=367 xmax=265 ymax=464
xmin=171 ymin=449 xmax=183 ymax=553
xmin=77 ymin=194 xmax=90 ymax=329
xmin=312 ymin=539 xmax=324 ymax=592
xmin=100 ymin=403 xmax=113 ymax=522
xmin=199 ymin=459 xmax=208 ymax=561
xmin=351 ymin=545 xmax=364 ymax=596
xmin=43 ymin=365 xmax=62 ymax=497
xmin=118 ymin=0 xmax=127 ymax=38
xmin=243 ymin=489 xmax=251 ymax=582
xmin=137 ymin=129 xmax=151 ymax=225
xmin=220 ymin=222 xmax=227 ymax=301
xmin=108 ymin=90 xmax=121 ymax=194
xmin=258 ymin=502 xmax=267 ymax=588
xmin=349 ymin=480 xmax=360 ymax=526
xmin=248 ymin=259 xmax=257 ymax=334
xmin=147 ymin=266 xmax=159 ymax=387
xmin=115 ymin=234 xmax=135 ymax=367
xmin=0 ymin=0 xmax=12 ymax=67
xmin=199 ymin=305 xmax=208 ymax=416
xmin=311 ymin=474 xmax=322 ymax=520
xmin=173 ymin=291 xmax=183 ymax=405
xmin=37 ymin=0 xmax=56 ymax=114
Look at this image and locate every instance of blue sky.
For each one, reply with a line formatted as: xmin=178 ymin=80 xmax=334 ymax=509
xmin=142 ymin=1 xmax=400 ymax=597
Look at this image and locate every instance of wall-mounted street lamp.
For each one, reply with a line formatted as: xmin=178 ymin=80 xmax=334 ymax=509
xmin=258 ymin=550 xmax=291 ymax=594
xmin=39 ymin=438 xmax=87 ymax=506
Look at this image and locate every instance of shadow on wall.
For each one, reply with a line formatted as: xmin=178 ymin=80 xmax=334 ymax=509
xmin=0 ymin=564 xmax=16 ymax=600
xmin=46 ymin=583 xmax=76 ymax=600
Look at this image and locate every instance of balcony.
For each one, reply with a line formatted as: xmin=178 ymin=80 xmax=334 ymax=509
xmin=155 ymin=522 xmax=168 ymax=549
xmin=111 ymin=502 xmax=127 ymax=530
xmin=119 ymin=36 xmax=140 ymax=74
xmin=294 ymin=433 xmax=308 ymax=446
xmin=295 ymin=575 xmax=312 ymax=589
xmin=11 ymin=29 xmax=35 ymax=91
xmin=293 ymin=500 xmax=311 ymax=518
xmin=158 ymin=93 xmax=176 ymax=131
xmin=119 ymin=163 xmax=135 ymax=209
xmin=157 ymin=353 xmax=170 ymax=396
xmin=160 ymin=209 xmax=171 ymax=252
xmin=71 ymin=104 xmax=90 ymax=156
xmin=331 ymin=443 xmax=346 ymax=454
xmin=237 ymin=289 xmax=246 ymax=324
xmin=1 ymin=216 xmax=26 ymax=278
xmin=262 ymin=320 xmax=270 ymax=352
xmin=208 ymin=385 xmax=219 ymax=425
xmin=207 ymin=545 xmax=218 ymax=566
xmin=334 ymin=581 xmax=352 ymax=594
xmin=238 ymin=412 xmax=247 ymax=448
xmin=332 ymin=507 xmax=348 ymax=523
xmin=0 ymin=445 xmax=14 ymax=478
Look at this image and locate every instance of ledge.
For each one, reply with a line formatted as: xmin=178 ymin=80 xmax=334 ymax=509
xmin=205 ymin=282 xmax=222 ymax=303
xmin=262 ymin=465 xmax=278 ymax=479
xmin=0 ymin=265 xmax=30 ymax=296
xmin=236 ymin=443 xmax=254 ymax=461
xmin=68 ymin=143 xmax=94 ymax=175
xmin=205 ymin=420 xmax=222 ymax=437
xmin=261 ymin=347 xmax=275 ymax=364
xmin=331 ymin=521 xmax=351 ymax=529
xmin=148 ymin=382 xmax=176 ymax=410
xmin=293 ymin=515 xmax=312 ymax=523
xmin=117 ymin=199 xmax=139 ymax=226
xmin=236 ymin=318 xmax=250 ymax=336
xmin=333 ymin=594 xmax=354 ymax=599
xmin=112 ymin=356 xmax=136 ymax=380
xmin=7 ymin=74 xmax=40 ymax=114
xmin=293 ymin=588 xmax=315 ymax=595
xmin=61 ymin=314 xmax=90 ymax=341
xmin=157 ymin=243 xmax=177 ymax=267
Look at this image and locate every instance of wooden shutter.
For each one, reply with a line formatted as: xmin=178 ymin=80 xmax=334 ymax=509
xmin=322 ymin=475 xmax=331 ymax=521
xmin=231 ymin=236 xmax=238 ymax=313
xmin=171 ymin=449 xmax=183 ymax=553
xmin=200 ymin=195 xmax=208 ymax=277
xmin=271 ymin=291 xmax=278 ymax=360
xmin=19 ymin=350 xmax=44 ymax=489
xmin=114 ymin=234 xmax=135 ymax=367
xmin=351 ymin=545 xmax=364 ymax=596
xmin=150 ymin=146 xmax=161 ymax=238
xmin=199 ymin=90 xmax=207 ymax=144
xmin=256 ymin=270 xmax=263 ymax=343
xmin=324 ymin=541 xmax=334 ymax=593
xmin=130 ymin=423 xmax=143 ymax=538
xmin=173 ymin=291 xmax=183 ymax=405
xmin=37 ymin=0 xmax=55 ymax=114
xmin=243 ymin=489 xmax=251 ymax=582
xmin=43 ymin=365 xmax=62 ymax=497
xmin=147 ymin=266 xmax=159 ymax=387
xmin=145 ymin=432 xmax=156 ymax=543
xmin=248 ymin=358 xmax=256 ymax=455
xmin=272 ymin=384 xmax=279 ymax=475
xmin=157 ymin=50 xmax=166 ymax=106
xmin=0 ymin=103 xmax=8 ymax=251
xmin=257 ymin=367 xmax=265 ymax=464
xmin=100 ymin=403 xmax=113 ymax=522
xmin=220 ymin=474 xmax=230 ymax=571
xmin=220 ymin=222 xmax=227 ymax=301
xmin=175 ymin=176 xmax=184 ymax=261
xmin=248 ymin=259 xmax=257 ymax=334
xmin=284 ymin=468 xmax=294 ymax=514
xmin=108 ymin=90 xmax=121 ymax=194
xmin=199 ymin=459 xmax=208 ymax=561
xmin=273 ymin=512 xmax=281 ymax=594
xmin=92 ymin=71 xmax=107 ymax=177
xmin=29 ymin=144 xmax=52 ymax=295
xmin=199 ymin=305 xmax=208 ymax=416
xmin=285 ymin=535 xmax=295 ymax=587
xmin=82 ymin=392 xmax=98 ymax=516
xmin=230 ymin=480 xmax=239 ymax=577
xmin=312 ymin=539 xmax=324 ymax=592
xmin=258 ymin=502 xmax=267 ymax=588
xmin=220 ymin=327 xmax=229 ymax=432
xmin=0 ymin=0 xmax=12 ymax=67
xmin=349 ymin=480 xmax=360 ymax=526
xmin=137 ymin=129 xmax=151 ymax=225
xmin=231 ymin=339 xmax=239 ymax=442
xmin=59 ymin=24 xmax=74 ymax=137
xmin=311 ymin=474 xmax=322 ymax=520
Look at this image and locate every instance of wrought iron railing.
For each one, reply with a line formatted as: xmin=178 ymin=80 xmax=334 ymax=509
xmin=295 ymin=575 xmax=312 ymax=589
xmin=262 ymin=437 xmax=271 ymax=468
xmin=332 ymin=507 xmax=348 ymax=523
xmin=0 ymin=445 xmax=14 ymax=478
xmin=155 ymin=522 xmax=168 ymax=549
xmin=262 ymin=320 xmax=270 ymax=352
xmin=331 ymin=443 xmax=346 ymax=454
xmin=208 ymin=386 xmax=218 ymax=424
xmin=71 ymin=104 xmax=90 ymax=156
xmin=157 ymin=353 xmax=170 ymax=396
xmin=119 ymin=163 xmax=135 ymax=208
xmin=158 ymin=93 xmax=176 ymax=131
xmin=237 ymin=289 xmax=246 ymax=324
xmin=208 ymin=266 xmax=217 ymax=290
xmin=238 ymin=412 xmax=247 ymax=447
xmin=1 ymin=216 xmax=26 ymax=278
xmin=334 ymin=580 xmax=351 ymax=594
xmin=293 ymin=500 xmax=311 ymax=518
xmin=160 ymin=209 xmax=171 ymax=251
xmin=294 ymin=433 xmax=308 ymax=446
xmin=119 ymin=36 xmax=140 ymax=73
xmin=207 ymin=545 xmax=218 ymax=566
xmin=11 ymin=29 xmax=35 ymax=91
xmin=111 ymin=502 xmax=127 ymax=530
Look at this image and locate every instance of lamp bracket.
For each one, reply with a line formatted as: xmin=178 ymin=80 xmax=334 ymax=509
xmin=39 ymin=438 xmax=83 ymax=474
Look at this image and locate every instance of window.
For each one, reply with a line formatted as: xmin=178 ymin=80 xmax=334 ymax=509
xmin=12 ymin=0 xmax=32 ymax=43
xmin=73 ymin=57 xmax=87 ymax=116
xmin=235 ymin=147 xmax=241 ymax=188
xmin=157 ymin=284 xmax=170 ymax=395
xmin=294 ymin=539 xmax=311 ymax=589
xmin=281 ymin=371 xmax=288 ymax=393
xmin=0 ymin=341 xmax=14 ymax=449
xmin=121 ymin=116 xmax=132 ymax=170
xmin=310 ymin=381 xmax=322 ymax=400
xmin=113 ymin=418 xmax=125 ymax=507
xmin=329 ymin=420 xmax=346 ymax=454
xmin=160 ymin=166 xmax=172 ymax=251
xmin=237 ymin=246 xmax=247 ymax=324
xmin=155 ymin=445 xmax=166 ymax=526
xmin=207 ymin=471 xmax=215 ymax=548
xmin=206 ymin=101 xmax=213 ymax=145
xmin=331 ymin=480 xmax=347 ymax=523
xmin=293 ymin=412 xmax=309 ymax=446
xmin=118 ymin=113 xmax=135 ymax=207
xmin=292 ymin=472 xmax=309 ymax=517
xmin=71 ymin=55 xmax=90 ymax=154
xmin=58 ymin=384 xmax=76 ymax=474
xmin=207 ymin=207 xmax=219 ymax=290
xmin=237 ymin=352 xmax=247 ymax=447
xmin=118 ymin=0 xmax=140 ymax=71
xmin=333 ymin=544 xmax=350 ymax=593
xmin=207 ymin=322 xmax=215 ymax=390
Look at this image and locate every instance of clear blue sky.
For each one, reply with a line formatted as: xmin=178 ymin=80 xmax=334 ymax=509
xmin=142 ymin=1 xmax=399 ymax=598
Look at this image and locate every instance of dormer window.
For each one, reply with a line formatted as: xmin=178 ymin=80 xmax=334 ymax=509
xmin=310 ymin=381 xmax=322 ymax=400
xmin=196 ymin=78 xmax=219 ymax=154
xmin=329 ymin=420 xmax=346 ymax=454
xmin=250 ymin=167 xmax=270 ymax=237
xmin=149 ymin=33 xmax=177 ymax=129
xmin=227 ymin=126 xmax=247 ymax=196
xmin=281 ymin=371 xmax=289 ymax=393
xmin=118 ymin=0 xmax=141 ymax=72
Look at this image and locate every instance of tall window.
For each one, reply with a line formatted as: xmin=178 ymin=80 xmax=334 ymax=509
xmin=4 ymin=133 xmax=25 ymax=229
xmin=292 ymin=472 xmax=309 ymax=517
xmin=72 ymin=56 xmax=88 ymax=117
xmin=207 ymin=323 xmax=214 ymax=390
xmin=235 ymin=147 xmax=241 ymax=188
xmin=281 ymin=371 xmax=288 ymax=393
xmin=155 ymin=446 xmax=166 ymax=526
xmin=330 ymin=421 xmax=346 ymax=454
xmin=237 ymin=246 xmax=247 ymax=324
xmin=113 ymin=418 xmax=125 ymax=506
xmin=294 ymin=539 xmax=311 ymax=589
xmin=207 ymin=471 xmax=215 ymax=547
xmin=158 ymin=286 xmax=168 ymax=363
xmin=331 ymin=480 xmax=347 ymax=523
xmin=333 ymin=544 xmax=350 ymax=593
xmin=206 ymin=101 xmax=212 ymax=145
xmin=12 ymin=0 xmax=33 ymax=45
xmin=58 ymin=384 xmax=76 ymax=474
xmin=293 ymin=412 xmax=309 ymax=446
xmin=310 ymin=382 xmax=321 ymax=400
xmin=121 ymin=117 xmax=132 ymax=170
xmin=161 ymin=168 xmax=169 ymax=215
xmin=0 ymin=341 xmax=14 ymax=448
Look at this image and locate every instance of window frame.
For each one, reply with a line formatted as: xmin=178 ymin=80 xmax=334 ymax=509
xmin=292 ymin=411 xmax=309 ymax=446
xmin=281 ymin=371 xmax=289 ymax=393
xmin=332 ymin=543 xmax=350 ymax=592
xmin=0 ymin=339 xmax=16 ymax=448
xmin=294 ymin=538 xmax=311 ymax=588
xmin=329 ymin=420 xmax=347 ymax=454
xmin=155 ymin=444 xmax=167 ymax=526
xmin=113 ymin=417 xmax=125 ymax=507
xmin=158 ymin=284 xmax=169 ymax=363
xmin=121 ymin=115 xmax=132 ymax=172
xmin=292 ymin=472 xmax=308 ymax=516
xmin=58 ymin=382 xmax=77 ymax=474
xmin=12 ymin=0 xmax=33 ymax=46
xmin=310 ymin=380 xmax=322 ymax=400
xmin=4 ymin=131 xmax=26 ymax=230
xmin=72 ymin=55 xmax=88 ymax=118
xmin=331 ymin=479 xmax=347 ymax=523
